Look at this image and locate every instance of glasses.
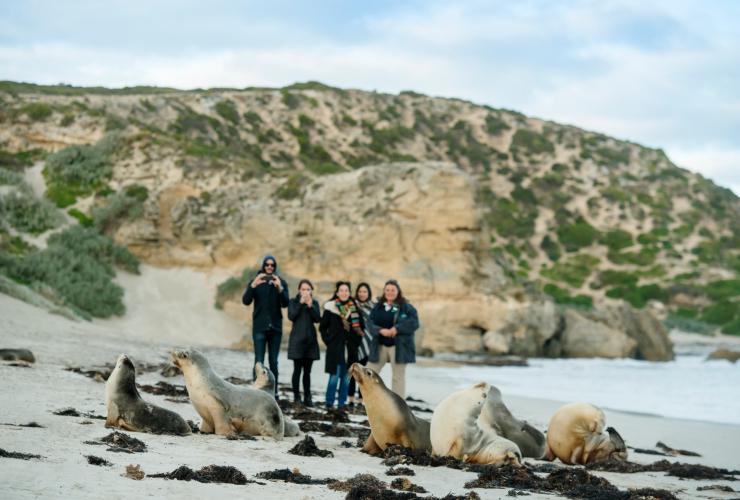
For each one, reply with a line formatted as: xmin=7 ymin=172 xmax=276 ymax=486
xmin=264 ymin=263 xmax=275 ymax=268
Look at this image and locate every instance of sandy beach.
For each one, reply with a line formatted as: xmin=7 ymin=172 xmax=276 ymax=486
xmin=1 ymin=293 xmax=739 ymax=499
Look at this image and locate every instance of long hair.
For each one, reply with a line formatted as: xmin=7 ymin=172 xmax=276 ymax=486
xmin=354 ymin=282 xmax=373 ymax=303
xmin=383 ymin=279 xmax=406 ymax=305
xmin=295 ymin=278 xmax=314 ymax=299
xmin=330 ymin=280 xmax=352 ymax=302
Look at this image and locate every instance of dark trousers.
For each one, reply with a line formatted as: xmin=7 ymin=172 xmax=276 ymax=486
xmin=291 ymin=359 xmax=314 ymax=402
xmin=347 ymin=356 xmax=368 ymax=400
xmin=253 ymin=329 xmax=282 ymax=396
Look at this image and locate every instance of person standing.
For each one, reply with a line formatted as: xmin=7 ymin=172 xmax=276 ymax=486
xmin=367 ymin=279 xmax=419 ymax=399
xmin=242 ymin=255 xmax=289 ymax=398
xmin=287 ymin=279 xmax=321 ymax=406
xmin=319 ymin=281 xmax=363 ymax=410
xmin=348 ymin=282 xmax=374 ymax=407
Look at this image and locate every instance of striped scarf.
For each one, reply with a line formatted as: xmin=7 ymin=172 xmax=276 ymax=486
xmin=336 ymin=299 xmax=361 ymax=330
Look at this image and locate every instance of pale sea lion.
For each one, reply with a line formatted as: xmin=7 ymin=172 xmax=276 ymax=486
xmin=430 ymin=382 xmax=523 ymax=465
xmin=543 ymin=402 xmax=628 ymax=465
xmin=171 ymin=349 xmax=284 ymax=439
xmin=0 ymin=348 xmax=35 ymax=363
xmin=487 ymin=385 xmax=546 ymax=458
xmin=350 ymin=363 xmax=431 ymax=455
xmin=105 ymin=354 xmax=191 ymax=435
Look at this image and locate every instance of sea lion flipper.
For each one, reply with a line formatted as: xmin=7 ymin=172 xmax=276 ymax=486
xmin=362 ymin=433 xmax=382 ymax=455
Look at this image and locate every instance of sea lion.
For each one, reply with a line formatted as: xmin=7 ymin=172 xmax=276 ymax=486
xmin=486 ymin=385 xmax=546 ymax=458
xmin=350 ymin=363 xmax=431 ymax=455
xmin=249 ymin=361 xmax=300 ymax=437
xmin=171 ymin=349 xmax=284 ymax=439
xmin=543 ymin=402 xmax=628 ymax=465
xmin=430 ymin=382 xmax=523 ymax=465
xmin=105 ymin=354 xmax=191 ymax=435
xmin=0 ymin=348 xmax=35 ymax=363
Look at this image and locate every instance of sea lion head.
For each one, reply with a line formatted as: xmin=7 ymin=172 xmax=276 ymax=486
xmin=253 ymin=362 xmax=275 ymax=392
xmin=473 ymin=436 xmax=523 ymax=467
xmin=604 ymin=426 xmax=628 ymax=461
xmin=350 ymin=363 xmax=386 ymax=390
xmin=109 ymin=354 xmax=138 ymax=399
xmin=170 ymin=348 xmax=207 ymax=370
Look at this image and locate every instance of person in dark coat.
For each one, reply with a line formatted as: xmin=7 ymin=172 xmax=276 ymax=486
xmin=287 ymin=278 xmax=321 ymax=406
xmin=319 ymin=281 xmax=363 ymax=409
xmin=348 ymin=282 xmax=375 ymax=407
xmin=367 ymin=279 xmax=419 ymax=398
xmin=242 ymin=255 xmax=289 ymax=397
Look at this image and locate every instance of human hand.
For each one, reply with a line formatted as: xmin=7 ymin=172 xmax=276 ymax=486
xmin=251 ymin=274 xmax=267 ymax=288
xmin=354 ymin=326 xmax=364 ymax=336
xmin=379 ymin=328 xmax=390 ymax=337
xmin=389 ymin=327 xmax=398 ymax=338
xmin=272 ymin=275 xmax=282 ymax=290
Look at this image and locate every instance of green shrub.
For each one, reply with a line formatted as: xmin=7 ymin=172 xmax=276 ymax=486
xmin=722 ymin=318 xmax=740 ymax=335
xmin=215 ymin=100 xmax=240 ymax=124
xmin=607 ymin=248 xmax=658 ymax=266
xmin=600 ymin=186 xmax=630 ymax=202
xmin=215 ymin=267 xmax=258 ymax=309
xmin=60 ymin=113 xmax=75 ymax=127
xmin=487 ymin=198 xmax=537 ymax=239
xmin=598 ymin=270 xmax=638 ymax=287
xmin=369 ymin=126 xmax=415 ymax=153
xmin=510 ymin=129 xmax=554 ymax=155
xmin=541 ymin=254 xmax=599 ymax=288
xmin=281 ymin=90 xmax=301 ymax=109
xmin=243 ymin=111 xmax=262 ymax=127
xmin=105 ymin=114 xmax=127 ymax=131
xmin=606 ymin=283 xmax=667 ymax=308
xmin=0 ymin=167 xmax=25 ymax=186
xmin=700 ymin=301 xmax=738 ymax=326
xmin=543 ymin=283 xmax=593 ymax=308
xmin=22 ymin=102 xmax=53 ymax=121
xmin=0 ymin=148 xmax=45 ymax=170
xmin=0 ymin=191 xmax=64 ymax=234
xmin=44 ymin=134 xmax=120 ymax=206
xmin=307 ymin=162 xmax=342 ymax=175
xmin=0 ymin=231 xmax=34 ymax=256
xmin=540 ymin=235 xmax=561 ymax=261
xmin=485 ymin=114 xmax=510 ymax=135
xmin=600 ymin=229 xmax=634 ymax=251
xmin=276 ymin=174 xmax=303 ymax=200
xmin=68 ymin=208 xmax=94 ymax=227
xmin=91 ymin=189 xmax=145 ymax=233
xmin=703 ymin=280 xmax=740 ymax=301
xmin=663 ymin=314 xmax=717 ymax=335
xmin=557 ymin=218 xmax=599 ymax=251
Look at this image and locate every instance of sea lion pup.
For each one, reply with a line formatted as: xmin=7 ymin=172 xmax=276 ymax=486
xmin=105 ymin=354 xmax=191 ymax=435
xmin=350 ymin=363 xmax=431 ymax=455
xmin=250 ymin=362 xmax=300 ymax=437
xmin=430 ymin=382 xmax=522 ymax=465
xmin=171 ymin=349 xmax=284 ymax=439
xmin=0 ymin=348 xmax=35 ymax=363
xmin=543 ymin=402 xmax=628 ymax=465
xmin=486 ymin=385 xmax=546 ymax=458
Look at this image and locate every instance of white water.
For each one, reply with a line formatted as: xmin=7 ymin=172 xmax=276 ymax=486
xmin=432 ymin=355 xmax=740 ymax=425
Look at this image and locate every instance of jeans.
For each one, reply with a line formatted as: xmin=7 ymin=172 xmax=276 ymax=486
xmin=325 ymin=362 xmax=349 ymax=408
xmin=253 ymin=329 xmax=282 ymax=396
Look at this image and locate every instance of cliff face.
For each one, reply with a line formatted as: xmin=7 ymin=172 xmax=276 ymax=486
xmin=1 ymin=81 xmax=737 ymax=355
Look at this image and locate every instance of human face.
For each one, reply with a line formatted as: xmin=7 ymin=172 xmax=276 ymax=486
xmin=264 ymin=260 xmax=276 ymax=272
xmin=299 ymin=283 xmax=312 ymax=295
xmin=337 ymin=284 xmax=351 ymax=302
xmin=383 ymin=284 xmax=399 ymax=303
xmin=356 ymin=286 xmax=369 ymax=302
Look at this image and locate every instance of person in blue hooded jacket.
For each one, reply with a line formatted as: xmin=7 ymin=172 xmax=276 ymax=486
xmin=242 ymin=255 xmax=289 ymax=397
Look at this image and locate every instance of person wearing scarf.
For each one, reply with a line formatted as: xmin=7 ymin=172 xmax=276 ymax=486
xmin=319 ymin=281 xmax=364 ymax=409
xmin=366 ymin=279 xmax=419 ymax=398
xmin=348 ymin=282 xmax=375 ymax=407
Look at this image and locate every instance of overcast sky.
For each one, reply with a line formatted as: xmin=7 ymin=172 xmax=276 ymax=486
xmin=1 ymin=1 xmax=738 ymax=195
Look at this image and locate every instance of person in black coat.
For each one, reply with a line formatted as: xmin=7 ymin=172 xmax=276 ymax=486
xmin=367 ymin=279 xmax=419 ymax=398
xmin=287 ymin=278 xmax=321 ymax=406
xmin=319 ymin=281 xmax=363 ymax=409
xmin=242 ymin=255 xmax=289 ymax=397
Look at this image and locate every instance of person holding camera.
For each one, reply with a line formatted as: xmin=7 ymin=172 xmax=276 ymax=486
xmin=319 ymin=281 xmax=364 ymax=410
xmin=287 ymin=279 xmax=321 ymax=406
xmin=367 ymin=279 xmax=419 ymax=398
xmin=242 ymin=255 xmax=289 ymax=398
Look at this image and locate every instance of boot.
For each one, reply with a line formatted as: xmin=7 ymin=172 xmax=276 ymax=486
xmin=293 ymin=389 xmax=301 ymax=405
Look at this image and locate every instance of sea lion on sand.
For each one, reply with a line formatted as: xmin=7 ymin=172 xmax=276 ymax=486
xmin=430 ymin=382 xmax=523 ymax=465
xmin=544 ymin=402 xmax=627 ymax=465
xmin=105 ymin=354 xmax=191 ymax=435
xmin=486 ymin=385 xmax=546 ymax=458
xmin=350 ymin=363 xmax=431 ymax=455
xmin=0 ymin=348 xmax=35 ymax=363
xmin=171 ymin=349 xmax=284 ymax=439
xmin=250 ymin=361 xmax=300 ymax=436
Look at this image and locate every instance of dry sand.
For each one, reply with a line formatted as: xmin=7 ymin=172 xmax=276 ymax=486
xmin=1 ymin=293 xmax=739 ymax=499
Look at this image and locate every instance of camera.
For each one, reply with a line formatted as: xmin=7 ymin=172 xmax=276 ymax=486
xmin=263 ymin=274 xmax=274 ymax=282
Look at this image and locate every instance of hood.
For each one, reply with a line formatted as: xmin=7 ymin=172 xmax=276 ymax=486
xmin=259 ymin=254 xmax=279 ymax=274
